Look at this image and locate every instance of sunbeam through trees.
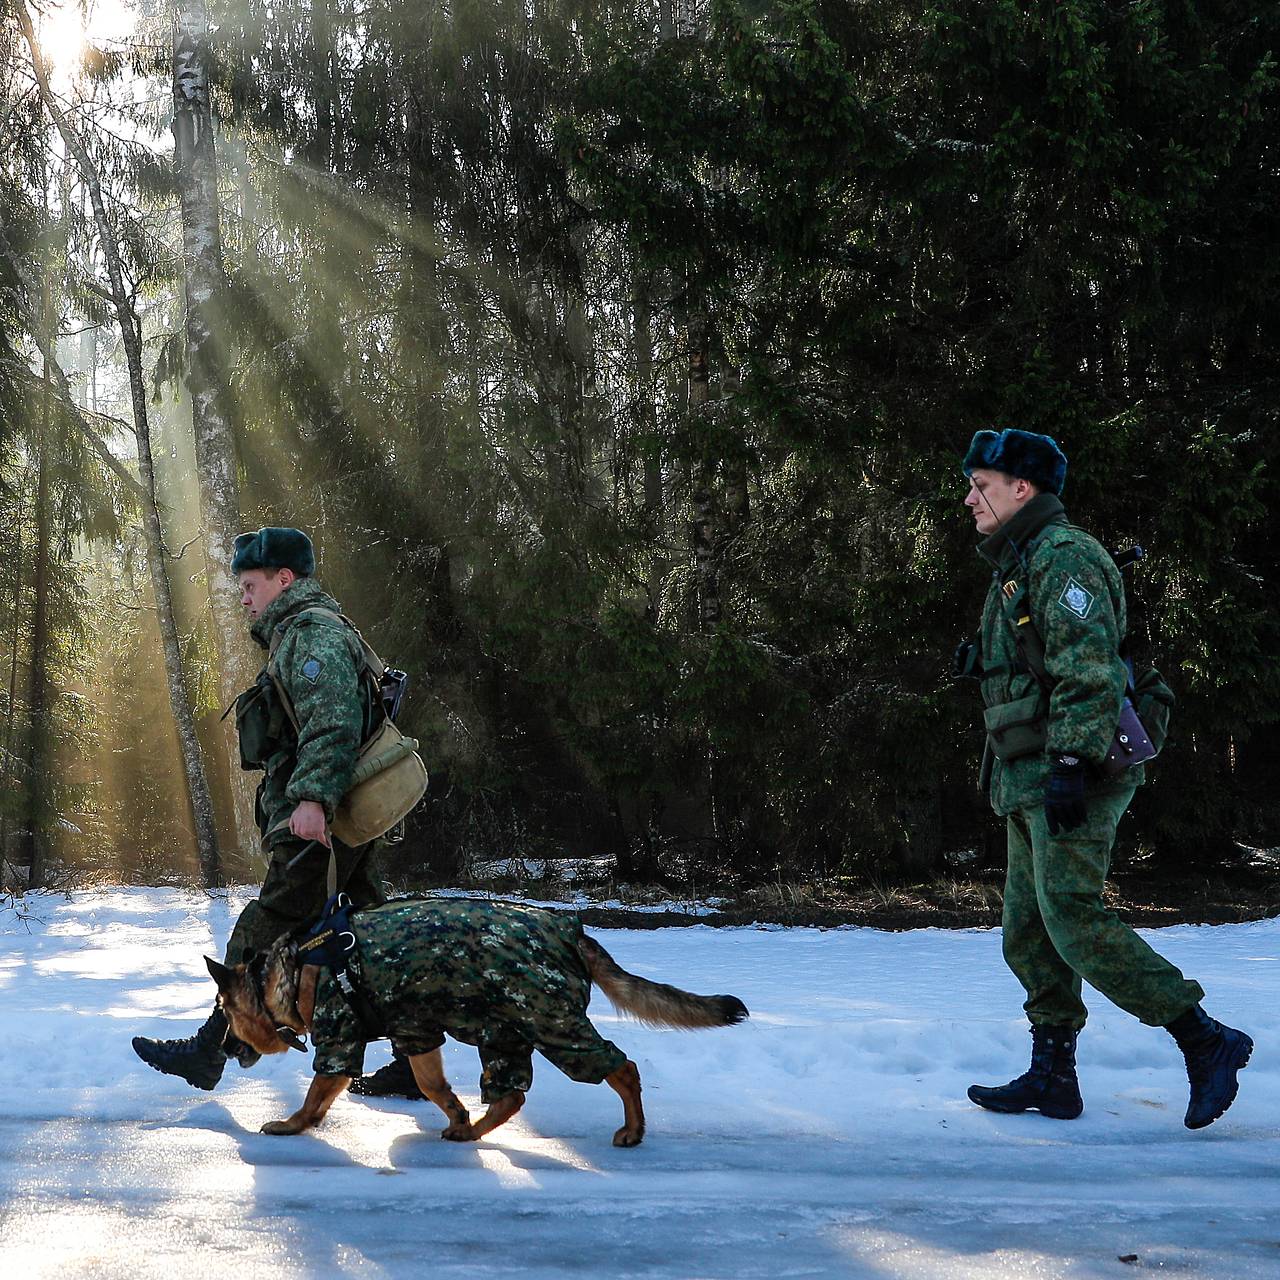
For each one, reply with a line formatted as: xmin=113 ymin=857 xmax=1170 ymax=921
xmin=1 ymin=0 xmax=1279 ymax=893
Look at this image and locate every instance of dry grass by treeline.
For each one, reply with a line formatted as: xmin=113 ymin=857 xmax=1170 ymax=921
xmin=570 ymin=865 xmax=1280 ymax=931
xmin=8 ymin=854 xmax=1272 ymax=934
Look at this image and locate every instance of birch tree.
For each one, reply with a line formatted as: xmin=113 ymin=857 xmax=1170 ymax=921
xmin=173 ymin=0 xmax=258 ymax=857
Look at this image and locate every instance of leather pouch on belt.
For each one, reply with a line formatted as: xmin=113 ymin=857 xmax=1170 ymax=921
xmin=983 ymin=693 xmax=1048 ymax=762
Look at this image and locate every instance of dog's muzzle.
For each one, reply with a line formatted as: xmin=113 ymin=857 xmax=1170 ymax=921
xmin=247 ymin=950 xmax=308 ymax=1052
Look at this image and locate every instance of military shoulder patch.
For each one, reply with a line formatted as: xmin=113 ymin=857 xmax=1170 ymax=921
xmin=301 ymin=657 xmax=323 ymax=683
xmin=1058 ymin=577 xmax=1095 ymax=620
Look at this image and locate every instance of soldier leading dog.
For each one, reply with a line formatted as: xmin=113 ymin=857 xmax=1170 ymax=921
xmin=205 ymin=897 xmax=748 ymax=1147
xmin=133 ymin=527 xmax=395 ymax=1092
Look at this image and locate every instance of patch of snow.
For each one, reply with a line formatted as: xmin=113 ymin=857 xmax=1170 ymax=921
xmin=1 ymin=887 xmax=1276 ymax=1278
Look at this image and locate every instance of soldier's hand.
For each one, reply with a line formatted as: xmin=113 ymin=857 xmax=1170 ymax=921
xmin=290 ymin=800 xmax=331 ymax=847
xmin=1044 ymin=755 xmax=1087 ymax=835
xmin=953 ymin=640 xmax=983 ymax=681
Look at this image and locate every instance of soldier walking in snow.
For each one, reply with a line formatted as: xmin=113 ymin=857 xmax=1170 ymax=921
xmin=132 ymin=526 xmax=390 ymax=1089
xmin=955 ymin=429 xmax=1252 ymax=1129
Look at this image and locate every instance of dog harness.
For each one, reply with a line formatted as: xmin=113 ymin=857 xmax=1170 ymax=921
xmin=296 ymin=893 xmax=386 ymax=1040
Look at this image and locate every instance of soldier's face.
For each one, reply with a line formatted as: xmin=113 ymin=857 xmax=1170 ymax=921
xmin=964 ymin=468 xmax=1035 ymax=535
xmin=239 ymin=568 xmax=295 ymax=618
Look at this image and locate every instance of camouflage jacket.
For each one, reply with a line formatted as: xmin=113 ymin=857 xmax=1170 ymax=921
xmin=239 ymin=578 xmax=375 ymax=844
xmin=976 ymin=493 xmax=1136 ymax=817
xmin=309 ymin=898 xmax=598 ymax=1079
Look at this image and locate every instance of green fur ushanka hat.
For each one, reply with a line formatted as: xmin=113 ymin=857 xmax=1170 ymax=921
xmin=963 ymin=428 xmax=1068 ymax=496
xmin=230 ymin=527 xmax=315 ymax=576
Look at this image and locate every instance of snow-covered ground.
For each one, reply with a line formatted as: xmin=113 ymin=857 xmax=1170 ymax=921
xmin=1 ymin=888 xmax=1276 ymax=1279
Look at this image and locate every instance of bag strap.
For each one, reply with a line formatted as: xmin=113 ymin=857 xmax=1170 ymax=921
xmin=269 ymin=607 xmax=386 ymax=676
xmin=266 ymin=607 xmax=387 ymax=737
xmin=303 ymin=608 xmax=386 ymax=680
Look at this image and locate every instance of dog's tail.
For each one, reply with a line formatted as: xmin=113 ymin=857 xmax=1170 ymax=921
xmin=578 ymin=934 xmax=749 ymax=1029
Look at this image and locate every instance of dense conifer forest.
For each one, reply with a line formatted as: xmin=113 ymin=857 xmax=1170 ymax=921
xmin=1 ymin=0 xmax=1278 ymax=892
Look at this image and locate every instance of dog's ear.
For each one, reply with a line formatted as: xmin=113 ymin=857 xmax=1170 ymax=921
xmin=205 ymin=955 xmax=237 ymax=990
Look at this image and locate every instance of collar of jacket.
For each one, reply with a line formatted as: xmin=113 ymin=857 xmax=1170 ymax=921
xmin=250 ymin=576 xmax=343 ymax=650
xmin=977 ymin=493 xmax=1067 ymax=571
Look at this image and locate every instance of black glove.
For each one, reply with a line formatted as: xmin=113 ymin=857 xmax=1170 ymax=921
xmin=1044 ymin=754 xmax=1087 ymax=835
xmin=953 ymin=640 xmax=983 ymax=681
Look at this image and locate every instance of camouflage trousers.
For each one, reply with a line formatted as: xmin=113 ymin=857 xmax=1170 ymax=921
xmin=224 ymin=836 xmax=386 ymax=965
xmin=1002 ymin=784 xmax=1203 ymax=1031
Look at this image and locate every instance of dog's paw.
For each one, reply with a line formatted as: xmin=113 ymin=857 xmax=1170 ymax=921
xmin=440 ymin=1122 xmax=476 ymax=1142
xmin=261 ymin=1119 xmax=304 ymax=1136
xmin=612 ymin=1127 xmax=644 ymax=1148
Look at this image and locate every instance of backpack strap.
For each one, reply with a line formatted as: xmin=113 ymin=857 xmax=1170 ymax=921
xmin=997 ymin=577 xmax=1051 ymax=692
xmin=992 ymin=529 xmax=1055 ymax=695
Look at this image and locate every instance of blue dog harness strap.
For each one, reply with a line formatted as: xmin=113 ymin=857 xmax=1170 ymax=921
xmin=297 ymin=892 xmax=358 ymax=966
xmin=296 ymin=894 xmax=386 ymax=1041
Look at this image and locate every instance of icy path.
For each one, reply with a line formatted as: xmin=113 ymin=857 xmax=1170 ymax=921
xmin=0 ymin=889 xmax=1276 ymax=1279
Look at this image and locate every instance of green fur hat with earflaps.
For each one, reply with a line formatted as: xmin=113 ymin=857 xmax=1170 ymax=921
xmin=963 ymin=429 xmax=1068 ymax=496
xmin=230 ymin=527 xmax=316 ymax=577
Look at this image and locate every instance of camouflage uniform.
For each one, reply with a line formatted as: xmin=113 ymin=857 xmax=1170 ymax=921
xmin=309 ymin=898 xmax=627 ymax=1101
xmin=976 ymin=493 xmax=1202 ymax=1030
xmin=226 ymin=577 xmax=386 ymax=964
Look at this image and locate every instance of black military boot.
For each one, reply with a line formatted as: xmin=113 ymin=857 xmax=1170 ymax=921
xmin=1166 ymin=1005 xmax=1253 ymax=1130
xmin=348 ymin=1049 xmax=425 ymax=1100
xmin=968 ymin=1024 xmax=1084 ymax=1119
xmin=132 ymin=1006 xmax=238 ymax=1090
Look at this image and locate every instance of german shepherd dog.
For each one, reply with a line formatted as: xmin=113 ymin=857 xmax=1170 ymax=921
xmin=205 ymin=901 xmax=748 ymax=1148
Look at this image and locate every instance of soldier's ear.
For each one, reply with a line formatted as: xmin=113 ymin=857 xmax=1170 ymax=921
xmin=205 ymin=955 xmax=237 ymax=990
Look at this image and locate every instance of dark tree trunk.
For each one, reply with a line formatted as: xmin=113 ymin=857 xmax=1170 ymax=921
xmin=22 ymin=361 xmax=52 ymax=888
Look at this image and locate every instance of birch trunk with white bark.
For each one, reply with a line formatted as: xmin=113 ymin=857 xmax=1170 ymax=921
xmin=173 ymin=0 xmax=259 ymax=862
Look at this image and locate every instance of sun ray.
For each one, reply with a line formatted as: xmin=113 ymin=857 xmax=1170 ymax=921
xmin=38 ymin=0 xmax=136 ymax=91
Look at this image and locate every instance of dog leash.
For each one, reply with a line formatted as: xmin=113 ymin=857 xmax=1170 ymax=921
xmin=283 ymin=840 xmax=320 ymax=871
xmin=282 ymin=834 xmax=339 ymax=898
